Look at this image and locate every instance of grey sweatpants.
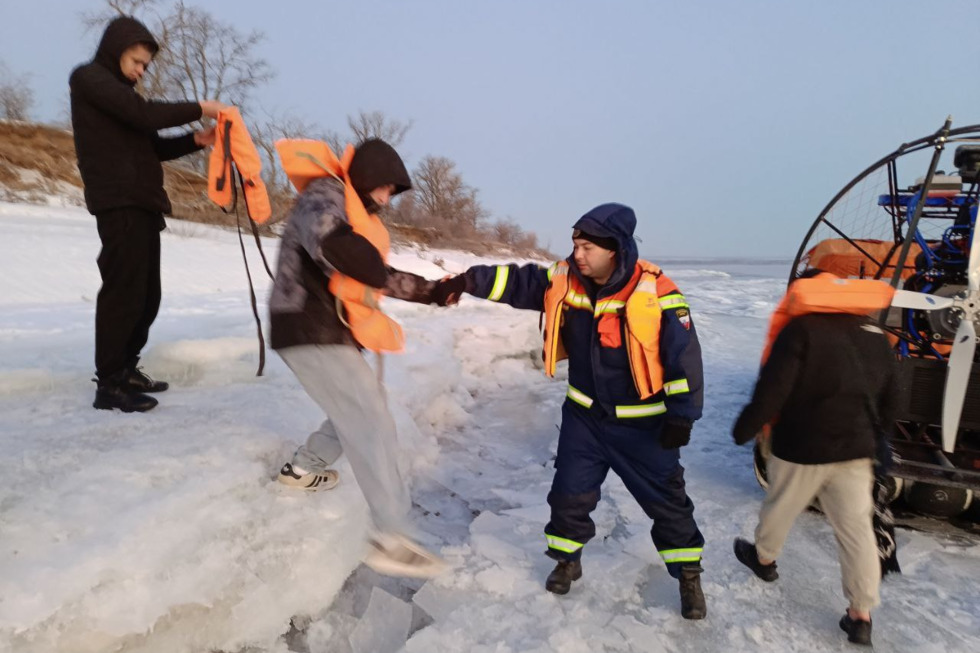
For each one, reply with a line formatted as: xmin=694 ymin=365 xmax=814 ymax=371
xmin=278 ymin=344 xmax=410 ymax=534
xmin=755 ymin=455 xmax=880 ymax=613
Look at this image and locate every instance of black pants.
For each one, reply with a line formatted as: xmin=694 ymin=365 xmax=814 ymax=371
xmin=94 ymin=208 xmax=163 ymax=381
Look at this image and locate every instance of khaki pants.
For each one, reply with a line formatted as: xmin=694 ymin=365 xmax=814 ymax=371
xmin=755 ymin=456 xmax=880 ymax=612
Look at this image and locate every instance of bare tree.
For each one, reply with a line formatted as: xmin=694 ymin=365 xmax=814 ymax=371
xmin=81 ymin=0 xmax=165 ymax=26
xmin=250 ymin=111 xmax=334 ymax=196
xmin=310 ymin=110 xmax=412 ymax=156
xmin=82 ymin=0 xmax=272 ymax=108
xmin=411 ymin=155 xmax=488 ymax=235
xmin=492 ymin=218 xmax=522 ymax=245
xmin=0 ymin=61 xmax=35 ymax=121
xmin=346 ymin=110 xmax=412 ymax=148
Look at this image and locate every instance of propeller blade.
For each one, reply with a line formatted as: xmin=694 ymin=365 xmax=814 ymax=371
xmin=942 ymin=317 xmax=976 ymax=452
xmin=891 ymin=289 xmax=954 ymax=311
xmin=969 ymin=219 xmax=980 ymax=292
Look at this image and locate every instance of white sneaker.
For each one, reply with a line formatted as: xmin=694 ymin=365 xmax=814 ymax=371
xmin=364 ymin=533 xmax=446 ymax=578
xmin=277 ymin=463 xmax=339 ymax=491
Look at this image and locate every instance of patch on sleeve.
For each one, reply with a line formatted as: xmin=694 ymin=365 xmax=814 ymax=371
xmin=676 ymin=307 xmax=691 ymax=330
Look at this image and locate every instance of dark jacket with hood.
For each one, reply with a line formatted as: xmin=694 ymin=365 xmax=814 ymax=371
xmin=732 ymin=313 xmax=899 ymax=464
xmin=460 ymin=203 xmax=705 ymax=429
xmin=268 ymin=139 xmax=436 ymax=350
xmin=70 ymin=16 xmax=203 ymax=216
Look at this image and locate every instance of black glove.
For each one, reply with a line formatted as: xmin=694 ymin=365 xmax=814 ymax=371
xmin=661 ymin=420 xmax=692 ymax=449
xmin=430 ymin=275 xmax=467 ymax=306
xmin=732 ymin=413 xmax=757 ymax=446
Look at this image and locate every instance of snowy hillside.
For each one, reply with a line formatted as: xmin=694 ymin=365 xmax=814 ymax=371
xmin=0 ymin=202 xmax=977 ymax=653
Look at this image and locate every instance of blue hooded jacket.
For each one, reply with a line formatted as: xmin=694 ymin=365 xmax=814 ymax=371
xmin=462 ymin=203 xmax=704 ymax=427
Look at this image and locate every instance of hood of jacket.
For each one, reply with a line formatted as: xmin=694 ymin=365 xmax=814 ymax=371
xmin=569 ymin=202 xmax=639 ymax=294
xmin=94 ymin=16 xmax=159 ymax=86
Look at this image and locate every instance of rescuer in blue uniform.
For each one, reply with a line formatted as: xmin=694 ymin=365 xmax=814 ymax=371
xmin=430 ymin=203 xmax=707 ymax=619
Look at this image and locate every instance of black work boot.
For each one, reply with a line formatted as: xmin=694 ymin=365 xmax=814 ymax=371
xmin=124 ymin=367 xmax=169 ymax=393
xmin=733 ymin=537 xmax=778 ymax=582
xmin=93 ymin=373 xmax=158 ymax=413
xmin=678 ymin=564 xmax=707 ymax=620
xmin=545 ymin=559 xmax=582 ymax=595
xmin=839 ymin=612 xmax=872 ymax=646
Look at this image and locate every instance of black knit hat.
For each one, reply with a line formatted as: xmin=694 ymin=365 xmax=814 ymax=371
xmin=348 ymin=139 xmax=412 ymax=197
xmin=572 ymin=228 xmax=618 ymax=252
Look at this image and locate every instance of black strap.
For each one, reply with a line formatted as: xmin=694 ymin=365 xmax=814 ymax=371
xmin=236 ymin=167 xmax=274 ymax=281
xmin=236 ymin=207 xmax=266 ymax=376
xmin=214 ymin=118 xmax=274 ymax=376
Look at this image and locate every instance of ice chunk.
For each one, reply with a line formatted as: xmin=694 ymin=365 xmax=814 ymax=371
xmin=349 ymin=587 xmax=412 ymax=653
xmin=412 ymin=582 xmax=461 ymax=622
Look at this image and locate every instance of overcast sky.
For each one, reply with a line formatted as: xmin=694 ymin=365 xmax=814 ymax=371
xmin=2 ymin=0 xmax=978 ymax=257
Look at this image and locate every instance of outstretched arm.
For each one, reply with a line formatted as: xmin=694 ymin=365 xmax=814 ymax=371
xmin=384 ymin=266 xmax=437 ymax=304
xmin=461 ymin=262 xmax=553 ymax=311
xmin=70 ymin=64 xmax=203 ymax=131
xmin=152 ymin=132 xmax=201 ymax=161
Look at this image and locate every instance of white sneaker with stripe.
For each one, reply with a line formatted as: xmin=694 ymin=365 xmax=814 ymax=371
xmin=277 ymin=463 xmax=339 ymax=491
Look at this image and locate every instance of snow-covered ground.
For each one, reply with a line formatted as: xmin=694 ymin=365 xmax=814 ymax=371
xmin=0 ymin=201 xmax=977 ymax=653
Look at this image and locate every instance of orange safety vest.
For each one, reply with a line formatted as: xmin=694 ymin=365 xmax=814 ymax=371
xmin=275 ymin=139 xmax=405 ymax=353
xmin=543 ymin=260 xmax=677 ymax=399
xmin=207 ymin=107 xmax=272 ymax=224
xmin=762 ymin=272 xmax=896 ymax=362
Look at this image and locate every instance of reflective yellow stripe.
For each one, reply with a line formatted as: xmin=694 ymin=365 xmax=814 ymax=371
xmin=614 ymin=402 xmax=666 ymax=418
xmin=635 ymin=279 xmax=658 ymax=294
xmin=568 ymin=387 xmax=665 ymax=418
xmin=547 ymin=534 xmax=584 ymax=553
xmin=488 ymin=266 xmax=510 ymax=301
xmin=658 ymin=293 xmax=689 ymax=310
xmin=547 ymin=262 xmax=565 ymax=282
xmin=566 ymin=385 xmax=593 ymax=408
xmin=659 ymin=547 xmax=703 ymax=563
xmin=594 ymin=299 xmax=626 ymax=316
xmin=663 ymin=379 xmax=689 ymax=395
xmin=565 ymin=291 xmax=593 ymax=310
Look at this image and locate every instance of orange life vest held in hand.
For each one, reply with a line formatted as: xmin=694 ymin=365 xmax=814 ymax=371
xmin=275 ymin=139 xmax=404 ymax=353
xmin=543 ymin=260 xmax=673 ymax=399
xmin=207 ymin=107 xmax=272 ymax=224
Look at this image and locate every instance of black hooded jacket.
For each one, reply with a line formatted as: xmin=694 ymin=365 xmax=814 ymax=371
xmin=70 ymin=16 xmax=203 ymax=216
xmin=733 ymin=313 xmax=899 ymax=464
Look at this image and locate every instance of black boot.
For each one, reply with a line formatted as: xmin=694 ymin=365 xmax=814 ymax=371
xmin=124 ymin=367 xmax=169 ymax=393
xmin=679 ymin=564 xmax=707 ymax=620
xmin=545 ymin=559 xmax=582 ymax=595
xmin=733 ymin=537 xmax=779 ymax=582
xmin=839 ymin=612 xmax=872 ymax=646
xmin=93 ymin=374 xmax=158 ymax=413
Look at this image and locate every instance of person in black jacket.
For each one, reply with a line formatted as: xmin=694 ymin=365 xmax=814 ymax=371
xmin=731 ymin=312 xmax=899 ymax=647
xmin=70 ymin=15 xmax=226 ymax=412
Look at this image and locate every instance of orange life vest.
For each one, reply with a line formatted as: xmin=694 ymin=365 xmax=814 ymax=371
xmin=275 ymin=139 xmax=404 ymax=353
xmin=761 ymin=272 xmax=896 ymax=362
xmin=207 ymin=107 xmax=271 ymax=224
xmin=543 ymin=260 xmax=677 ymax=399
